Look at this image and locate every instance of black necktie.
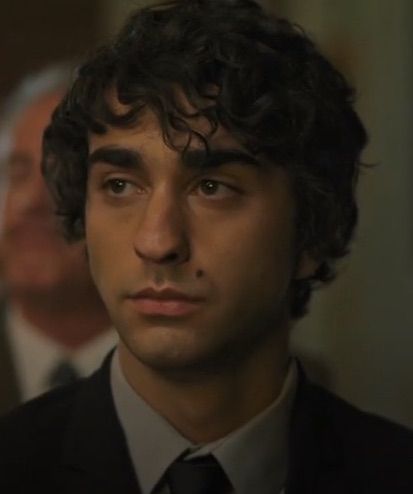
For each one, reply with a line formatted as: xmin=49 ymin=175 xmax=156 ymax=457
xmin=165 ymin=454 xmax=232 ymax=494
xmin=48 ymin=360 xmax=79 ymax=388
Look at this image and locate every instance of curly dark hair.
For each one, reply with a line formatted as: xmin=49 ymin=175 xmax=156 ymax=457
xmin=42 ymin=0 xmax=367 ymax=318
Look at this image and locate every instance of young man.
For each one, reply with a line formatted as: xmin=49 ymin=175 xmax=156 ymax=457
xmin=1 ymin=1 xmax=412 ymax=492
xmin=0 ymin=66 xmax=116 ymax=415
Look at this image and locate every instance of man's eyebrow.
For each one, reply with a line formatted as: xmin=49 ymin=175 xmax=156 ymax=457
xmin=88 ymin=146 xmax=142 ymax=169
xmin=182 ymin=148 xmax=260 ymax=170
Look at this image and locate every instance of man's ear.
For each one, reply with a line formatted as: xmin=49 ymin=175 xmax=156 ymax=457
xmin=295 ymin=251 xmax=320 ymax=280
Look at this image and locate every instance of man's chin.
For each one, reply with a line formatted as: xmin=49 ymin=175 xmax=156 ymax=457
xmin=121 ymin=335 xmax=240 ymax=382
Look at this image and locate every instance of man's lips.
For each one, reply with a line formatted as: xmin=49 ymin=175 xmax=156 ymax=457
xmin=126 ymin=287 xmax=204 ymax=317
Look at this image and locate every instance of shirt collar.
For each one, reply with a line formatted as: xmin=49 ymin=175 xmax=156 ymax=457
xmin=111 ymin=352 xmax=192 ymax=494
xmin=111 ymin=350 xmax=297 ymax=494
xmin=206 ymin=361 xmax=297 ymax=494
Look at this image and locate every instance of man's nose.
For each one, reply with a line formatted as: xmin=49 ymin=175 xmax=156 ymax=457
xmin=133 ymin=191 xmax=190 ymax=266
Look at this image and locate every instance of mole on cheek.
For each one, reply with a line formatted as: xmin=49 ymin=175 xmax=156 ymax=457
xmin=196 ymin=270 xmax=204 ymax=278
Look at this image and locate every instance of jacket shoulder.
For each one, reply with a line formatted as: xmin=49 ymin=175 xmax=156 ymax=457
xmin=313 ymin=384 xmax=413 ymax=448
xmin=306 ymin=382 xmax=413 ymax=490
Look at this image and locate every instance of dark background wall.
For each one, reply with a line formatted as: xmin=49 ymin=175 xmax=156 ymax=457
xmin=0 ymin=0 xmax=101 ymax=104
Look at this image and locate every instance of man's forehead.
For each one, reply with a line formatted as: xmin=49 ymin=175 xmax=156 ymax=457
xmin=90 ymin=90 xmax=245 ymax=155
xmin=106 ymin=82 xmax=219 ymax=113
xmin=88 ymin=102 xmax=263 ymax=175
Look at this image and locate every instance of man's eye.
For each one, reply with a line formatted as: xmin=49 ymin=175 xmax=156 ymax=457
xmin=104 ymin=178 xmax=135 ymax=196
xmin=197 ymin=179 xmax=234 ymax=198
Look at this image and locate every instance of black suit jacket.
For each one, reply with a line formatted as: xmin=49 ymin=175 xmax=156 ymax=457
xmin=0 ymin=353 xmax=412 ymax=493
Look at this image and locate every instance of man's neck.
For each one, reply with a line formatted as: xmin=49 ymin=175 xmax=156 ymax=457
xmin=118 ymin=332 xmax=290 ymax=444
xmin=11 ymin=290 xmax=111 ymax=350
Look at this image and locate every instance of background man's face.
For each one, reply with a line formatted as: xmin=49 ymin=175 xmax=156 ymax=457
xmin=86 ymin=106 xmax=310 ymax=374
xmin=1 ymin=91 xmax=95 ymax=299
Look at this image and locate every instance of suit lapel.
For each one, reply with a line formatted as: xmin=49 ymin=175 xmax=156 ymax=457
xmin=59 ymin=353 xmax=140 ymax=492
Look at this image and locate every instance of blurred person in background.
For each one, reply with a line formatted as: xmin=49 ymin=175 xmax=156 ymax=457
xmin=0 ymin=65 xmax=116 ymax=415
